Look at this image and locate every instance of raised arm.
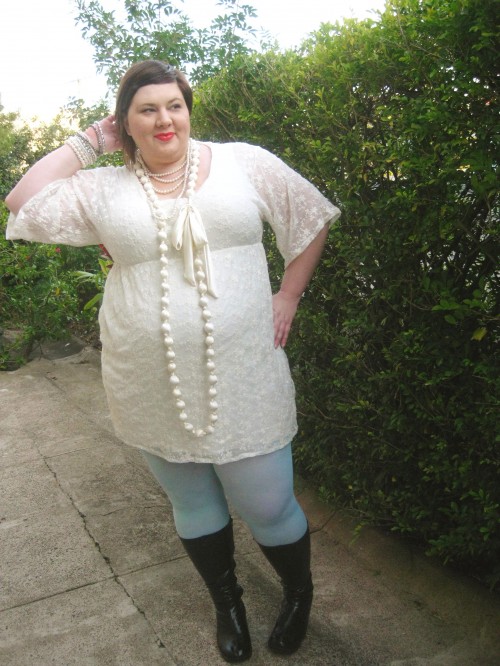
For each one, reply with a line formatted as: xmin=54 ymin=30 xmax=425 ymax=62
xmin=272 ymin=223 xmax=330 ymax=348
xmin=5 ymin=115 xmax=121 ymax=215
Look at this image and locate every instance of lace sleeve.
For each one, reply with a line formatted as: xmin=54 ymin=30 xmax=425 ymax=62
xmin=5 ymin=168 xmax=109 ymax=247
xmin=235 ymin=143 xmax=341 ymax=266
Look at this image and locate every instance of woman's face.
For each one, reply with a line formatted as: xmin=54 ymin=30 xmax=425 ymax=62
xmin=125 ymin=82 xmax=191 ymax=170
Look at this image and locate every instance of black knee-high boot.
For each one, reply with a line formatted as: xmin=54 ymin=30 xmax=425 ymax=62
xmin=258 ymin=528 xmax=313 ymax=655
xmin=179 ymin=520 xmax=252 ymax=663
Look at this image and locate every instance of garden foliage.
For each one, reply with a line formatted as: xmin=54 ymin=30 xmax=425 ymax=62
xmin=192 ymin=0 xmax=499 ymax=584
xmin=0 ymin=110 xmax=108 ymax=365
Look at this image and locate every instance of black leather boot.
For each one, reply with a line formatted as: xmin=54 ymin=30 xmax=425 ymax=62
xmin=180 ymin=520 xmax=252 ymax=663
xmin=258 ymin=528 xmax=314 ymax=655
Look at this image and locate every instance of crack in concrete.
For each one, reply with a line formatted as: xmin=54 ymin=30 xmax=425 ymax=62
xmin=42 ymin=456 xmax=169 ymax=654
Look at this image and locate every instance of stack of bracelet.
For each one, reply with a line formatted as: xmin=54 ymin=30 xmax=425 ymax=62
xmin=65 ymin=122 xmax=105 ymax=168
xmin=90 ymin=122 xmax=105 ymax=156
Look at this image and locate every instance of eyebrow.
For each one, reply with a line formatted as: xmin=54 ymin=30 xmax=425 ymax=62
xmin=137 ymin=97 xmax=183 ymax=107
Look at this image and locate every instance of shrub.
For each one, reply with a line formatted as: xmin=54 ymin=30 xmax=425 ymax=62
xmin=0 ymin=203 xmax=101 ymax=368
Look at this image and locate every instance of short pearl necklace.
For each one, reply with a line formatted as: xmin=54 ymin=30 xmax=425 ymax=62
xmin=136 ymin=151 xmax=187 ymax=194
xmin=134 ymin=139 xmax=218 ymax=438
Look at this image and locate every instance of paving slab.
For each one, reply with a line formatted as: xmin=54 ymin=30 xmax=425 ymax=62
xmin=45 ymin=445 xmax=166 ymax=516
xmin=0 ymin=458 xmax=72 ymax=520
xmin=0 ymin=434 xmax=42 ymax=468
xmin=0 ymin=579 xmax=176 ymax=665
xmin=0 ymin=507 xmax=112 ymax=609
xmin=84 ymin=505 xmax=183 ymax=575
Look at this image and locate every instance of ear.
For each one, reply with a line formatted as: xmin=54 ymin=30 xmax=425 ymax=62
xmin=124 ymin=116 xmax=131 ymax=136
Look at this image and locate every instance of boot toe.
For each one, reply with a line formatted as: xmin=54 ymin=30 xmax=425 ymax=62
xmin=218 ymin=635 xmax=252 ymax=662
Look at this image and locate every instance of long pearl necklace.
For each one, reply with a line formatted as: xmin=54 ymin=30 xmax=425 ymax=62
xmin=134 ymin=139 xmax=218 ymax=437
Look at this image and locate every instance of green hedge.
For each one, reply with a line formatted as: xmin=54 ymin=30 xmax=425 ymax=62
xmin=192 ymin=0 xmax=499 ymax=585
xmin=0 ymin=107 xmax=116 ymax=366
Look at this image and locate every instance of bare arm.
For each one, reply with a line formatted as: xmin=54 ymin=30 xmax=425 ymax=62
xmin=272 ymin=223 xmax=330 ymax=348
xmin=5 ymin=115 xmax=120 ymax=215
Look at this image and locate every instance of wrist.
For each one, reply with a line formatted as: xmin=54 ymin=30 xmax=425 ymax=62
xmin=87 ymin=122 xmax=106 ymax=156
xmin=276 ymin=289 xmax=302 ymax=302
xmin=84 ymin=127 xmax=99 ymax=152
xmin=65 ymin=132 xmax=97 ymax=168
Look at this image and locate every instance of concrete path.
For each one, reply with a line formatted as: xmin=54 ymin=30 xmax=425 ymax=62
xmin=1 ymin=341 xmax=499 ymax=665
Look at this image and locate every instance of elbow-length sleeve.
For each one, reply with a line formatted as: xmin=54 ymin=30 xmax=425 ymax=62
xmin=6 ymin=168 xmax=106 ymax=247
xmin=236 ymin=143 xmax=341 ymax=267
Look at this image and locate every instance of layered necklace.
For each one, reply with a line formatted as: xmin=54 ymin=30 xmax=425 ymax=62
xmin=134 ymin=139 xmax=218 ymax=438
xmin=136 ymin=152 xmax=187 ymax=195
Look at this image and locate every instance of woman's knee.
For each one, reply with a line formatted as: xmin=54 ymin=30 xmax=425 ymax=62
xmin=142 ymin=452 xmax=225 ymax=512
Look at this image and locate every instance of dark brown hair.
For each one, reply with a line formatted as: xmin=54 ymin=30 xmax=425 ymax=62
xmin=115 ymin=60 xmax=193 ymax=165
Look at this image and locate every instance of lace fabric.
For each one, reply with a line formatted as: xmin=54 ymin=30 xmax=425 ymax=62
xmin=6 ymin=142 xmax=340 ymax=463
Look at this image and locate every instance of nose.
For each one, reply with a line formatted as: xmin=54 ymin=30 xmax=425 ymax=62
xmin=156 ymin=108 xmax=172 ymax=127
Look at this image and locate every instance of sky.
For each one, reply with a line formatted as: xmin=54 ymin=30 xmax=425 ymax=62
xmin=0 ymin=0 xmax=386 ymax=122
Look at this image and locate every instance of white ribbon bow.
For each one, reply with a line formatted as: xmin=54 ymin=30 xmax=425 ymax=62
xmin=170 ymin=203 xmax=218 ymax=298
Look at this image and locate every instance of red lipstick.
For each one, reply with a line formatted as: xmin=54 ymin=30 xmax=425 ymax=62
xmin=155 ymin=132 xmax=175 ymax=141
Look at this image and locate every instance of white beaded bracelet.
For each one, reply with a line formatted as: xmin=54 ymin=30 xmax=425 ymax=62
xmin=65 ymin=133 xmax=98 ymax=168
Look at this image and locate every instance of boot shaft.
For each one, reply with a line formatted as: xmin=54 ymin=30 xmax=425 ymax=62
xmin=180 ymin=520 xmax=236 ymax=588
xmin=258 ymin=528 xmax=312 ymax=590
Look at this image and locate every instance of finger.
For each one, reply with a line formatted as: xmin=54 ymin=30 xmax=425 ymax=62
xmin=274 ymin=317 xmax=290 ymax=348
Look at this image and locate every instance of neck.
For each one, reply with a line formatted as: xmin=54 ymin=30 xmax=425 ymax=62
xmin=139 ymin=153 xmax=187 ymax=176
xmin=135 ymin=139 xmax=194 ymax=198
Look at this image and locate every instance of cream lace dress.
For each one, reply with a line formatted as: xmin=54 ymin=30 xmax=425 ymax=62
xmin=7 ymin=142 xmax=340 ymax=463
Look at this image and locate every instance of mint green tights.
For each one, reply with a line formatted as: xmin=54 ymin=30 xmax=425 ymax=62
xmin=142 ymin=443 xmax=307 ymax=547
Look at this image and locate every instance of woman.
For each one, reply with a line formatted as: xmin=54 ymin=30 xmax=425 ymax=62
xmin=6 ymin=61 xmax=340 ymax=663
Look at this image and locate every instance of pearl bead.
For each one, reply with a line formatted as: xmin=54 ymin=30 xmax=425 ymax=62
xmin=137 ymin=138 xmax=217 ymax=439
